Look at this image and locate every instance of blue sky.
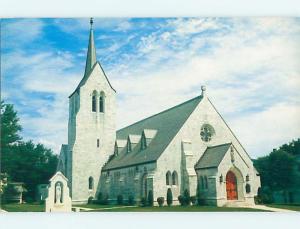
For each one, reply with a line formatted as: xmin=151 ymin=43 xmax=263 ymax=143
xmin=1 ymin=18 xmax=300 ymax=158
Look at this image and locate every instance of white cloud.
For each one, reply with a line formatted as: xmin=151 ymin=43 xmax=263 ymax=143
xmin=229 ymin=103 xmax=300 ymax=158
xmin=2 ymin=18 xmax=300 ymax=158
xmin=1 ymin=19 xmax=44 ymax=48
xmin=107 ymin=18 xmax=300 ymax=158
xmin=54 ymin=18 xmax=132 ymax=34
xmin=2 ymin=50 xmax=83 ymax=153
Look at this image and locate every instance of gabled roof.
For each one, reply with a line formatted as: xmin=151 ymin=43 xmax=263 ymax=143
xmin=195 ymin=143 xmax=232 ymax=170
xmin=102 ymin=95 xmax=203 ymax=171
xmin=69 ymin=61 xmax=116 ymax=98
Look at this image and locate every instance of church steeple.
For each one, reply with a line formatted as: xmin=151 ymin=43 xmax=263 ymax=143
xmin=84 ymin=18 xmax=97 ymax=76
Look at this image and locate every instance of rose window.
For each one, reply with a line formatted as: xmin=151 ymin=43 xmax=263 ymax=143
xmin=200 ymin=124 xmax=215 ymax=142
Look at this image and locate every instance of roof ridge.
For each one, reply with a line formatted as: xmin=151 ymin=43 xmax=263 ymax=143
xmin=117 ymin=95 xmax=202 ymax=132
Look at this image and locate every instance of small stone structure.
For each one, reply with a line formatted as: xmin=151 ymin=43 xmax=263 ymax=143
xmin=45 ymin=172 xmax=72 ymax=212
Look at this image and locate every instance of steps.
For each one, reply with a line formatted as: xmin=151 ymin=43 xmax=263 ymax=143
xmin=224 ymin=200 xmax=254 ymax=207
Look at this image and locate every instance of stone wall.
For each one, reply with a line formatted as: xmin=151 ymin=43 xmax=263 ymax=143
xmin=155 ymin=95 xmax=260 ymax=206
xmin=68 ymin=63 xmax=116 ymax=203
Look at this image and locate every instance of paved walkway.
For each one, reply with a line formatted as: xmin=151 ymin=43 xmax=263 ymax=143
xmin=74 ymin=205 xmax=138 ymax=212
xmin=242 ymin=205 xmax=297 ymax=212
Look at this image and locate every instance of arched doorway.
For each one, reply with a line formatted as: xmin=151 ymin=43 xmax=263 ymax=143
xmin=226 ymin=171 xmax=238 ymax=200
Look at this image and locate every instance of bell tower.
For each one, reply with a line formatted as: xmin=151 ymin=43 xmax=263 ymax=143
xmin=67 ymin=18 xmax=116 ymax=204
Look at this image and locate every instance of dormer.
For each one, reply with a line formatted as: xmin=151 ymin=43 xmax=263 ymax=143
xmin=141 ymin=129 xmax=157 ymax=150
xmin=127 ymin=134 xmax=141 ymax=153
xmin=114 ymin=139 xmax=127 ymax=155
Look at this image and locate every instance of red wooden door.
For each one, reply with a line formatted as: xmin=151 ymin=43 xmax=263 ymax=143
xmin=226 ymin=171 xmax=238 ymax=200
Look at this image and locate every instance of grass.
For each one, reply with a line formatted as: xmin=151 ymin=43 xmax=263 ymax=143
xmin=87 ymin=205 xmax=269 ymax=212
xmin=1 ymin=203 xmax=270 ymax=212
xmin=266 ymin=204 xmax=300 ymax=211
xmin=73 ymin=204 xmax=117 ymax=209
xmin=1 ymin=203 xmax=45 ymax=212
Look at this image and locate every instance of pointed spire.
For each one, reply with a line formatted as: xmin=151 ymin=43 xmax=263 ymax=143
xmin=84 ymin=18 xmax=97 ymax=76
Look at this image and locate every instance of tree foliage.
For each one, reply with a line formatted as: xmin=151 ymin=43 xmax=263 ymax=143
xmin=254 ymin=139 xmax=300 ymax=203
xmin=1 ymin=101 xmax=22 ymax=148
xmin=1 ymin=100 xmax=58 ymax=201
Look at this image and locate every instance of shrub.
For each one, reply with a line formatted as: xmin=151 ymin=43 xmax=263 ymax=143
xmin=97 ymin=192 xmax=109 ymax=205
xmin=190 ymin=196 xmax=197 ymax=205
xmin=140 ymin=197 xmax=147 ymax=207
xmin=88 ymin=196 xmax=94 ymax=204
xmin=167 ymin=188 xmax=173 ymax=206
xmin=198 ymin=197 xmax=205 ymax=205
xmin=102 ymin=193 xmax=109 ymax=205
xmin=178 ymin=195 xmax=184 ymax=206
xmin=117 ymin=194 xmax=123 ymax=205
xmin=128 ymin=195 xmax=135 ymax=205
xmin=147 ymin=190 xmax=154 ymax=206
xmin=97 ymin=192 xmax=103 ymax=202
xmin=183 ymin=189 xmax=190 ymax=205
xmin=157 ymin=197 xmax=164 ymax=207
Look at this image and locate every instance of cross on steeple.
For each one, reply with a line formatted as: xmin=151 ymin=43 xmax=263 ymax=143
xmin=90 ymin=17 xmax=93 ymax=29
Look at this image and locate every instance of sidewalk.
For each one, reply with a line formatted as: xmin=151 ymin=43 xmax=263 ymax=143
xmin=82 ymin=206 xmax=138 ymax=211
xmin=244 ymin=205 xmax=297 ymax=212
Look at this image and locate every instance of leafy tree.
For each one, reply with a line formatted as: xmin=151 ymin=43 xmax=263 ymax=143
xmin=254 ymin=139 xmax=300 ymax=203
xmin=1 ymin=101 xmax=58 ymax=201
xmin=1 ymin=101 xmax=22 ymax=148
xmin=255 ymin=150 xmax=296 ymax=192
xmin=4 ymin=141 xmax=58 ymax=200
xmin=279 ymin=139 xmax=300 ymax=156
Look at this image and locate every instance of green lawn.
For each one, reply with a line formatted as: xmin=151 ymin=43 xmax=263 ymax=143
xmin=1 ymin=203 xmax=45 ymax=212
xmin=73 ymin=204 xmax=117 ymax=209
xmin=266 ymin=204 xmax=300 ymax=211
xmin=83 ymin=205 xmax=268 ymax=212
xmin=1 ymin=203 xmax=269 ymax=212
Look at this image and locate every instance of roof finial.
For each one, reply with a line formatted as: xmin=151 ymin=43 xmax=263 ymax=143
xmin=90 ymin=17 xmax=94 ymax=29
xmin=201 ymin=85 xmax=206 ymax=97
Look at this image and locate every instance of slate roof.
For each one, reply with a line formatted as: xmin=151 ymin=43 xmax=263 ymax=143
xmin=194 ymin=143 xmax=232 ymax=170
xmin=102 ymin=95 xmax=203 ymax=171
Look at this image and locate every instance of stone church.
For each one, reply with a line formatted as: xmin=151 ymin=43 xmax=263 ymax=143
xmin=57 ymin=20 xmax=261 ymax=207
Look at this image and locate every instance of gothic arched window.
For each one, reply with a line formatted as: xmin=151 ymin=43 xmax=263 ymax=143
xmin=92 ymin=95 xmax=96 ymax=112
xmin=166 ymin=171 xmax=171 ymax=185
xmin=99 ymin=92 xmax=105 ymax=113
xmin=88 ymin=176 xmax=94 ymax=190
xmin=172 ymin=171 xmax=178 ymax=185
